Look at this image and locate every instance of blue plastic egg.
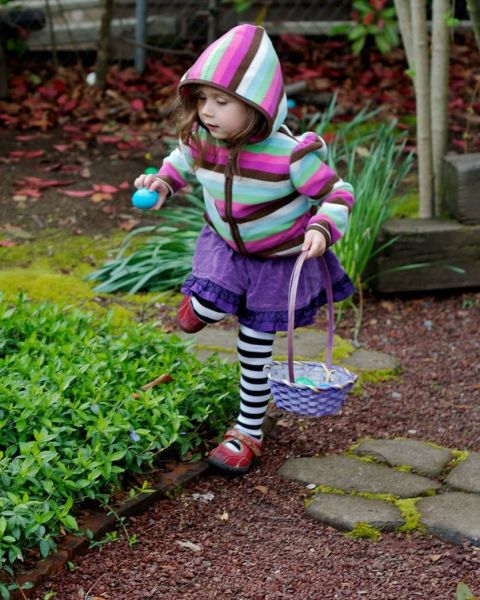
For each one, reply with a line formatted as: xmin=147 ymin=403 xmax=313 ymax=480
xmin=132 ymin=188 xmax=159 ymax=209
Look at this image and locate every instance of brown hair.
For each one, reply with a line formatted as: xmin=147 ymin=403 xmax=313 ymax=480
xmin=174 ymin=85 xmax=269 ymax=174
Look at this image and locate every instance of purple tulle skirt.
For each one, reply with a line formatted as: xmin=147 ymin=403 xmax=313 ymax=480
xmin=181 ymin=226 xmax=355 ymax=333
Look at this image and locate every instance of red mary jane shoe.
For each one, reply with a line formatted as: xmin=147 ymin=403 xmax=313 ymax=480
xmin=206 ymin=428 xmax=263 ymax=474
xmin=177 ymin=296 xmax=207 ymax=333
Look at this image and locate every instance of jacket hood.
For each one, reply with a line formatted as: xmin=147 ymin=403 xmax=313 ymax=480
xmin=178 ymin=24 xmax=287 ymax=141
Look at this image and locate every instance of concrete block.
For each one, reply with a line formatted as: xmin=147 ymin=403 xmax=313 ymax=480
xmin=443 ymin=153 xmax=480 ymax=224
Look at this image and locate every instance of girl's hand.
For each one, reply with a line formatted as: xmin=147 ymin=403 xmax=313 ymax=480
xmin=134 ymin=173 xmax=167 ymax=192
xmin=302 ymin=229 xmax=327 ymax=259
xmin=133 ymin=174 xmax=169 ymax=210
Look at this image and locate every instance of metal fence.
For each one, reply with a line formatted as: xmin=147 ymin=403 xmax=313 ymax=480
xmin=2 ymin=0 xmax=472 ymax=63
xmin=4 ymin=0 xmax=352 ymax=59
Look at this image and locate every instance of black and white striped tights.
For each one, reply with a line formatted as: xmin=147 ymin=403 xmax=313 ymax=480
xmin=191 ymin=296 xmax=274 ymax=450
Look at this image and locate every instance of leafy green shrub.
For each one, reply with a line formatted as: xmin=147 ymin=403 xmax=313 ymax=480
xmin=0 ymin=294 xmax=238 ymax=583
xmin=331 ymin=0 xmax=399 ymax=55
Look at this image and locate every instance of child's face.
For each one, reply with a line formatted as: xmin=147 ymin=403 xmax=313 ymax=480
xmin=196 ymin=86 xmax=251 ymax=141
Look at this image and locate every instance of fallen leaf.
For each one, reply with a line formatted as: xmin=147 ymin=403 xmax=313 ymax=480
xmin=254 ymin=485 xmax=268 ymax=495
xmin=176 ymin=540 xmax=202 ymax=552
xmin=90 ymin=192 xmax=113 ymax=203
xmin=15 ymin=134 xmax=38 ymax=141
xmin=14 ymin=189 xmax=42 ymax=198
xmin=93 ymin=184 xmax=119 ymax=194
xmin=380 ymin=300 xmax=395 ymax=312
xmin=120 ymin=219 xmax=140 ymax=231
xmin=429 ymin=554 xmax=442 ymax=562
xmin=131 ymin=98 xmax=145 ymax=111
xmin=219 ymin=511 xmax=229 ymax=521
xmin=62 ymin=189 xmax=95 ymax=197
xmin=20 ymin=176 xmax=74 ymax=189
xmin=25 ymin=150 xmax=45 ymax=159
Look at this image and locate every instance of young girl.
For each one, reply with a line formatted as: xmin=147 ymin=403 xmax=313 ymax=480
xmin=134 ymin=24 xmax=355 ymax=474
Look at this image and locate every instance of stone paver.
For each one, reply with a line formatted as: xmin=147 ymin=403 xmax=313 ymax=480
xmin=306 ymin=493 xmax=405 ymax=531
xmin=446 ymin=452 xmax=480 ymax=493
xmin=179 ymin=327 xmax=398 ymax=377
xmin=278 ymin=455 xmax=440 ymax=498
xmin=354 ymin=439 xmax=453 ymax=476
xmin=281 ymin=440 xmax=480 ymax=547
xmin=180 ymin=327 xmax=329 ymax=362
xmin=342 ymin=349 xmax=398 ymax=372
xmin=418 ymin=492 xmax=480 ymax=546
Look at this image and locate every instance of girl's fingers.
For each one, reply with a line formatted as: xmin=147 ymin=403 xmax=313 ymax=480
xmin=134 ymin=175 xmax=146 ymax=188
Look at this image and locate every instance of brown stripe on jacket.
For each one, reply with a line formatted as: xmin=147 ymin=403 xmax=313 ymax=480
xmin=228 ymin=27 xmax=264 ymax=93
xmin=308 ymin=174 xmax=339 ymax=199
xmin=217 ymin=191 xmax=300 ymax=223
xmin=291 ymin=140 xmax=326 ymax=163
xmin=198 ymin=160 xmax=290 ymax=182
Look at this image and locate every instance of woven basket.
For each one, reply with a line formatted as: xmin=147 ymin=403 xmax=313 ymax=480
xmin=264 ymin=252 xmax=357 ymax=417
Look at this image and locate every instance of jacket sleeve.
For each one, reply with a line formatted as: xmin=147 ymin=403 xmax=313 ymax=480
xmin=156 ymin=140 xmax=195 ymax=197
xmin=289 ymin=132 xmax=354 ymax=247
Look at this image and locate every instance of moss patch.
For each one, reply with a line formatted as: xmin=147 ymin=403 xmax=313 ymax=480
xmin=391 ymin=191 xmax=420 ymax=219
xmin=444 ymin=449 xmax=470 ymax=473
xmin=345 ymin=523 xmax=382 ymax=540
xmin=394 ymin=497 xmax=425 ymax=533
xmin=0 ymin=230 xmax=125 ymax=277
xmin=0 ymin=230 xmax=179 ymax=326
xmin=0 ymin=269 xmax=96 ymax=306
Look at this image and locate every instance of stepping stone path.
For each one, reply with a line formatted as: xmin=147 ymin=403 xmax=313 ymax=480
xmin=178 ymin=325 xmax=399 ymax=372
xmin=279 ymin=439 xmax=480 ymax=547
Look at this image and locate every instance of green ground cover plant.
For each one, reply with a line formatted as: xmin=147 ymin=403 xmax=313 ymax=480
xmin=0 ymin=294 xmax=238 ymax=589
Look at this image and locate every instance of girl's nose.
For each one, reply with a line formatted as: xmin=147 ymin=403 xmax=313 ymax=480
xmin=201 ymin=100 xmax=214 ymax=117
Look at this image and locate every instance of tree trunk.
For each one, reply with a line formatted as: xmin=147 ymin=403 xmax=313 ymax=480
xmin=411 ymin=0 xmax=433 ymax=218
xmin=431 ymin=0 xmax=450 ymax=216
xmin=393 ymin=0 xmax=414 ymax=69
xmin=95 ymin=0 xmax=114 ymax=89
xmin=466 ymin=0 xmax=480 ymax=51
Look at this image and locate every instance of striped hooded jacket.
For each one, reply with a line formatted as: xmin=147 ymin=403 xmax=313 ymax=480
xmin=157 ymin=24 xmax=355 ymax=258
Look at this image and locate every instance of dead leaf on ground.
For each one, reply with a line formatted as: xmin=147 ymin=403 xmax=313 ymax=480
xmin=380 ymin=300 xmax=395 ymax=312
xmin=90 ymin=192 xmax=113 ymax=203
xmin=120 ymin=219 xmax=140 ymax=231
xmin=176 ymin=540 xmax=202 ymax=552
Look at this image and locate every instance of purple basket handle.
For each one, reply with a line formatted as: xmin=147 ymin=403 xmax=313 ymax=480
xmin=287 ymin=252 xmax=334 ymax=383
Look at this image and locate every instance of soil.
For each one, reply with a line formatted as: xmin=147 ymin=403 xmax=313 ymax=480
xmin=0 ymin=126 xmax=160 ymax=237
